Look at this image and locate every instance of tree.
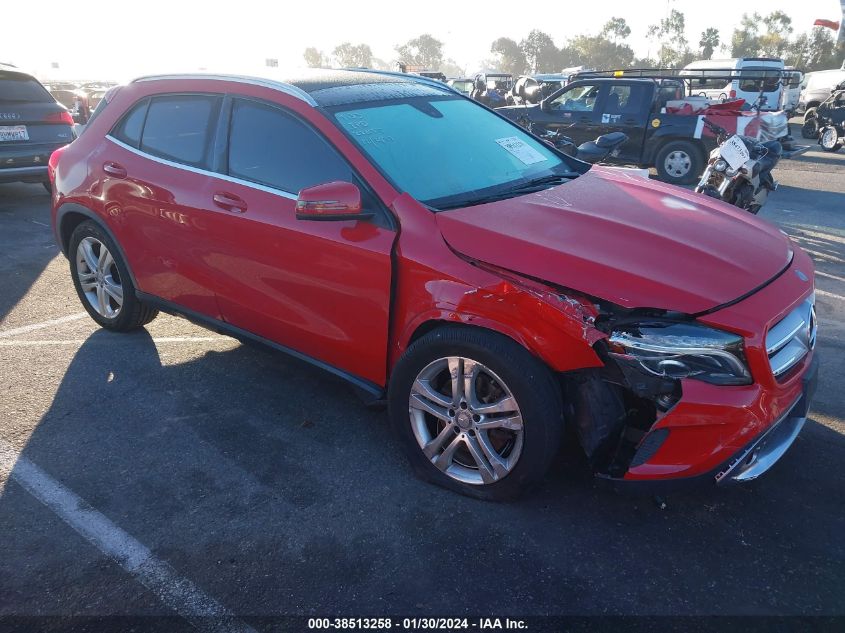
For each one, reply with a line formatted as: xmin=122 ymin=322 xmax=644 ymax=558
xmin=758 ymin=11 xmax=793 ymax=58
xmin=440 ymin=58 xmax=466 ymax=78
xmin=730 ymin=13 xmax=761 ymax=58
xmin=699 ymin=28 xmax=721 ymax=59
xmin=395 ymin=34 xmax=444 ymax=69
xmin=490 ymin=37 xmax=527 ymax=75
xmin=303 ymin=47 xmax=327 ymax=68
xmin=648 ymin=9 xmax=693 ymax=68
xmin=332 ymin=43 xmax=373 ymax=68
xmin=569 ymin=35 xmax=635 ymax=70
xmin=788 ymin=27 xmax=841 ymax=71
xmin=602 ymin=17 xmax=631 ymax=43
xmin=520 ymin=30 xmax=559 ymax=73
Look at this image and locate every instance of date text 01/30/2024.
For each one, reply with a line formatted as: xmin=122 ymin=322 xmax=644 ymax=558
xmin=307 ymin=617 xmax=528 ymax=630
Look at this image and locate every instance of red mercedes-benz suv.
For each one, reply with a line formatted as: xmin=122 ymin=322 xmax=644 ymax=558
xmin=49 ymin=70 xmax=818 ymax=499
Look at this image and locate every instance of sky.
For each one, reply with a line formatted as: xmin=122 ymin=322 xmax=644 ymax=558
xmin=1 ymin=0 xmax=842 ymax=81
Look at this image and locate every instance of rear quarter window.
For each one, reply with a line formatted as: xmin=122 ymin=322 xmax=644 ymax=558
xmin=139 ymin=94 xmax=221 ymax=169
xmin=111 ymin=99 xmax=148 ymax=148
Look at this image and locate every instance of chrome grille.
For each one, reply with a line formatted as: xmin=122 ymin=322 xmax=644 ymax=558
xmin=766 ymin=294 xmax=816 ymax=379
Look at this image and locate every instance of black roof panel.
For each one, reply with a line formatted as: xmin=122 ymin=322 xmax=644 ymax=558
xmin=281 ymin=69 xmax=453 ymax=106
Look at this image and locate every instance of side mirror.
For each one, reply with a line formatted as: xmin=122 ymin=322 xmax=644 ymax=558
xmin=539 ymin=99 xmax=550 ymax=112
xmin=295 ymin=181 xmax=369 ymax=221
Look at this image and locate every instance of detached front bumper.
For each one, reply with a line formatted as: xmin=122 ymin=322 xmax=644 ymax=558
xmin=715 ymin=353 xmax=817 ymax=484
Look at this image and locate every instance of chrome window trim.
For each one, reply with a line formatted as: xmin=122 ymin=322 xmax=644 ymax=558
xmin=132 ymin=74 xmax=318 ymax=107
xmin=105 ymin=135 xmax=298 ymax=201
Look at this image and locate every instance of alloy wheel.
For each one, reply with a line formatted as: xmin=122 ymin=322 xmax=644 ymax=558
xmin=821 ymin=127 xmax=839 ymax=150
xmin=75 ymin=237 xmax=123 ymax=319
xmin=408 ymin=356 xmax=524 ymax=485
xmin=664 ymin=151 xmax=692 ymax=178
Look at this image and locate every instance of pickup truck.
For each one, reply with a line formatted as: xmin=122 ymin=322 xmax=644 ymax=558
xmin=496 ymin=76 xmax=723 ymax=184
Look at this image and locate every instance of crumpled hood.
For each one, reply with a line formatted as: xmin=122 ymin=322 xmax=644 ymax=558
xmin=436 ymin=167 xmax=792 ymax=314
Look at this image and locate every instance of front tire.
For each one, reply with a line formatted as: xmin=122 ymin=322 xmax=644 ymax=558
xmin=655 ymin=141 xmax=703 ymax=185
xmin=388 ymin=325 xmax=563 ymax=500
xmin=801 ymin=108 xmax=818 ymax=139
xmin=69 ymin=220 xmax=158 ymax=331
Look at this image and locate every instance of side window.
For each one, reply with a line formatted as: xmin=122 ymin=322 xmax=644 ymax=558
xmin=140 ymin=94 xmax=221 ymax=168
xmin=111 ymin=99 xmax=148 ymax=148
xmin=603 ymin=84 xmax=648 ymax=115
xmin=227 ymin=98 xmax=356 ymax=194
xmin=550 ymin=84 xmax=602 ymax=112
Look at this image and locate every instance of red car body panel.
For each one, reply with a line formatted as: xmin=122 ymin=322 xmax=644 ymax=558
xmin=388 ymin=193 xmax=605 ymax=374
xmin=50 ymin=74 xmax=817 ymax=486
xmin=436 ymin=167 xmax=792 ymax=314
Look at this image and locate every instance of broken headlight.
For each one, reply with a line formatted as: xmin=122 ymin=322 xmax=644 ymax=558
xmin=607 ymin=322 xmax=751 ymax=386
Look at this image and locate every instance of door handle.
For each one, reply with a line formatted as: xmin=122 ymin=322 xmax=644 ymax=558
xmin=212 ymin=192 xmax=248 ymax=213
xmin=623 ymin=118 xmax=638 ymax=125
xmin=103 ymin=162 xmax=127 ymax=178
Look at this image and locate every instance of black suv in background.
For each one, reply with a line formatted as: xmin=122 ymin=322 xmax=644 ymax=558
xmin=0 ymin=64 xmax=75 ymax=191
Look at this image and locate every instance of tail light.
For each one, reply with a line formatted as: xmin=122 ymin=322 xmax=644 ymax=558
xmin=44 ymin=111 xmax=74 ymax=126
xmin=48 ymin=145 xmax=68 ymax=184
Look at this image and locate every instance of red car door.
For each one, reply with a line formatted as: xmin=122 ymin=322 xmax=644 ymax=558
xmin=99 ymin=93 xmax=225 ymax=318
xmin=203 ymin=96 xmax=396 ymax=387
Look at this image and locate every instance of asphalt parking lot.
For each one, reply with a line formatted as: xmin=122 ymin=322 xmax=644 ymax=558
xmin=1 ymin=127 xmax=844 ymax=629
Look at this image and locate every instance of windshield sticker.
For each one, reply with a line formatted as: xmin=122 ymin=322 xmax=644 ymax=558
xmin=337 ymin=111 xmax=394 ymax=147
xmin=495 ymin=137 xmax=548 ymax=165
xmin=601 ymin=114 xmax=622 ymax=123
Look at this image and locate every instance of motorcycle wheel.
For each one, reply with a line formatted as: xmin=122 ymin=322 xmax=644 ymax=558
xmin=734 ymin=183 xmax=755 ymax=212
xmin=820 ymin=127 xmax=843 ymax=153
xmin=801 ymin=109 xmax=818 ymax=139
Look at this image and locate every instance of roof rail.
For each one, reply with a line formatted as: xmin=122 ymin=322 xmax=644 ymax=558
xmin=572 ymin=67 xmax=798 ymax=82
xmin=130 ymin=73 xmax=318 ymax=106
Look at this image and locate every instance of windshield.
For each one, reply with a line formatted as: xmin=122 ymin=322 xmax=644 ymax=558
xmin=738 ymin=69 xmax=781 ymax=93
xmin=329 ymin=96 xmax=577 ymax=209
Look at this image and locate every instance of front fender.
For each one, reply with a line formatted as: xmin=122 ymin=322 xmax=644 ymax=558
xmin=387 ymin=192 xmax=606 ymax=378
xmin=397 ymin=283 xmax=605 ymax=375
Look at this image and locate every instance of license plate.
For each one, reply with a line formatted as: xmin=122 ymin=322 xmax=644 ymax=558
xmin=0 ymin=125 xmax=28 ymax=142
xmin=719 ymin=135 xmax=751 ymax=170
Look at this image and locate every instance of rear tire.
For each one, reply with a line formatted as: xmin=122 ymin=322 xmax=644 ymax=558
xmin=655 ymin=140 xmax=703 ymax=185
xmin=388 ymin=325 xmax=564 ymax=501
xmin=69 ymin=220 xmax=158 ymax=331
xmin=801 ymin=108 xmax=818 ymax=139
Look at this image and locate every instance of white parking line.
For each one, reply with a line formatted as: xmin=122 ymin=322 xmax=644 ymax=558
xmin=816 ymin=270 xmax=845 ymax=284
xmin=817 ymin=289 xmax=845 ymax=302
xmin=0 ymin=313 xmax=89 ymax=338
xmin=0 ymin=440 xmax=255 ymax=633
xmin=0 ymin=337 xmax=228 ymax=347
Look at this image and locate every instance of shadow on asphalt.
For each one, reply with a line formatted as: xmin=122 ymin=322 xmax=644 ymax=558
xmin=784 ymin=152 xmax=845 ymax=169
xmin=2 ymin=327 xmax=844 ymax=616
xmin=0 ymin=184 xmax=58 ymax=322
